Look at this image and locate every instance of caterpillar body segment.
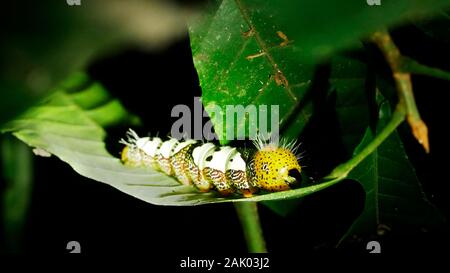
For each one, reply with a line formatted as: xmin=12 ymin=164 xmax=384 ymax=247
xmin=120 ymin=129 xmax=302 ymax=197
xmin=203 ymin=146 xmax=240 ymax=196
xmin=190 ymin=143 xmax=215 ymax=192
xmin=155 ymin=138 xmax=179 ymax=176
xmin=170 ymin=140 xmax=197 ymax=186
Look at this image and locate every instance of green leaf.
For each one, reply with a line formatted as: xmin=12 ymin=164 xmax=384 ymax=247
xmin=400 ymin=56 xmax=450 ymax=82
xmin=2 ymin=73 xmax=346 ymax=206
xmin=189 ymin=0 xmax=450 ymax=143
xmin=339 ymin=98 xmax=444 ymax=244
xmin=274 ymin=0 xmax=450 ymax=62
xmin=330 ymin=51 xmax=371 ymax=156
xmin=0 ymin=0 xmax=188 ymax=126
xmin=189 ymin=0 xmax=315 ymax=144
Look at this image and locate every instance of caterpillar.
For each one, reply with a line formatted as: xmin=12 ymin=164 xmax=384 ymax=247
xmin=119 ymin=129 xmax=302 ymax=197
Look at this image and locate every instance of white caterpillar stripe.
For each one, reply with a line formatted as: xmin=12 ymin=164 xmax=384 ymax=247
xmin=120 ymin=129 xmax=302 ymax=197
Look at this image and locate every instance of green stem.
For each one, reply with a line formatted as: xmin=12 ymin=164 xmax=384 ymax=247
xmin=371 ymin=29 xmax=429 ymax=153
xmin=1 ymin=135 xmax=33 ymax=253
xmin=327 ymin=106 xmax=405 ymax=179
xmin=234 ymin=202 xmax=267 ymax=253
xmin=401 ymin=57 xmax=450 ymax=82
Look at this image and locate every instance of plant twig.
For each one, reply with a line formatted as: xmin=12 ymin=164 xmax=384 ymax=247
xmin=234 ymin=202 xmax=267 ymax=253
xmin=233 ymin=101 xmax=406 ymax=252
xmin=371 ymin=30 xmax=430 ymax=153
xmin=400 ymin=57 xmax=450 ymax=82
xmin=1 ymin=136 xmax=33 ymax=253
xmin=326 ymin=105 xmax=405 ymax=179
xmin=234 ymin=29 xmax=432 ymax=254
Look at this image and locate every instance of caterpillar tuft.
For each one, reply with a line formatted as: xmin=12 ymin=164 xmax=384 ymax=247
xmin=120 ymin=129 xmax=302 ymax=197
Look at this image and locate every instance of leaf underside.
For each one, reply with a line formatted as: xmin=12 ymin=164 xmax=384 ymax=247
xmin=1 ymin=74 xmax=344 ymax=206
xmin=4 ymin=0 xmax=450 ymax=209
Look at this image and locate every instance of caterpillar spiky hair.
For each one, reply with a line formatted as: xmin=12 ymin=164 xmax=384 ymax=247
xmin=120 ymin=129 xmax=302 ymax=197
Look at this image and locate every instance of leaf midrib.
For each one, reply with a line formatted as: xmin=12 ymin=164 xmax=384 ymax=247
xmin=234 ymin=0 xmax=312 ymax=133
xmin=234 ymin=0 xmax=298 ymax=102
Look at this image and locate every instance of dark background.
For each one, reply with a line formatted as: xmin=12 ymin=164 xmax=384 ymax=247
xmin=1 ymin=2 xmax=449 ymax=261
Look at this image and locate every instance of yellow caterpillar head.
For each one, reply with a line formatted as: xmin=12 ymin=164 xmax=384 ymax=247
xmin=252 ymin=137 xmax=302 ymax=192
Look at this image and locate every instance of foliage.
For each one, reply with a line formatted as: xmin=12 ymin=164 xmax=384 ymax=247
xmin=2 ymin=0 xmax=450 ymax=252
